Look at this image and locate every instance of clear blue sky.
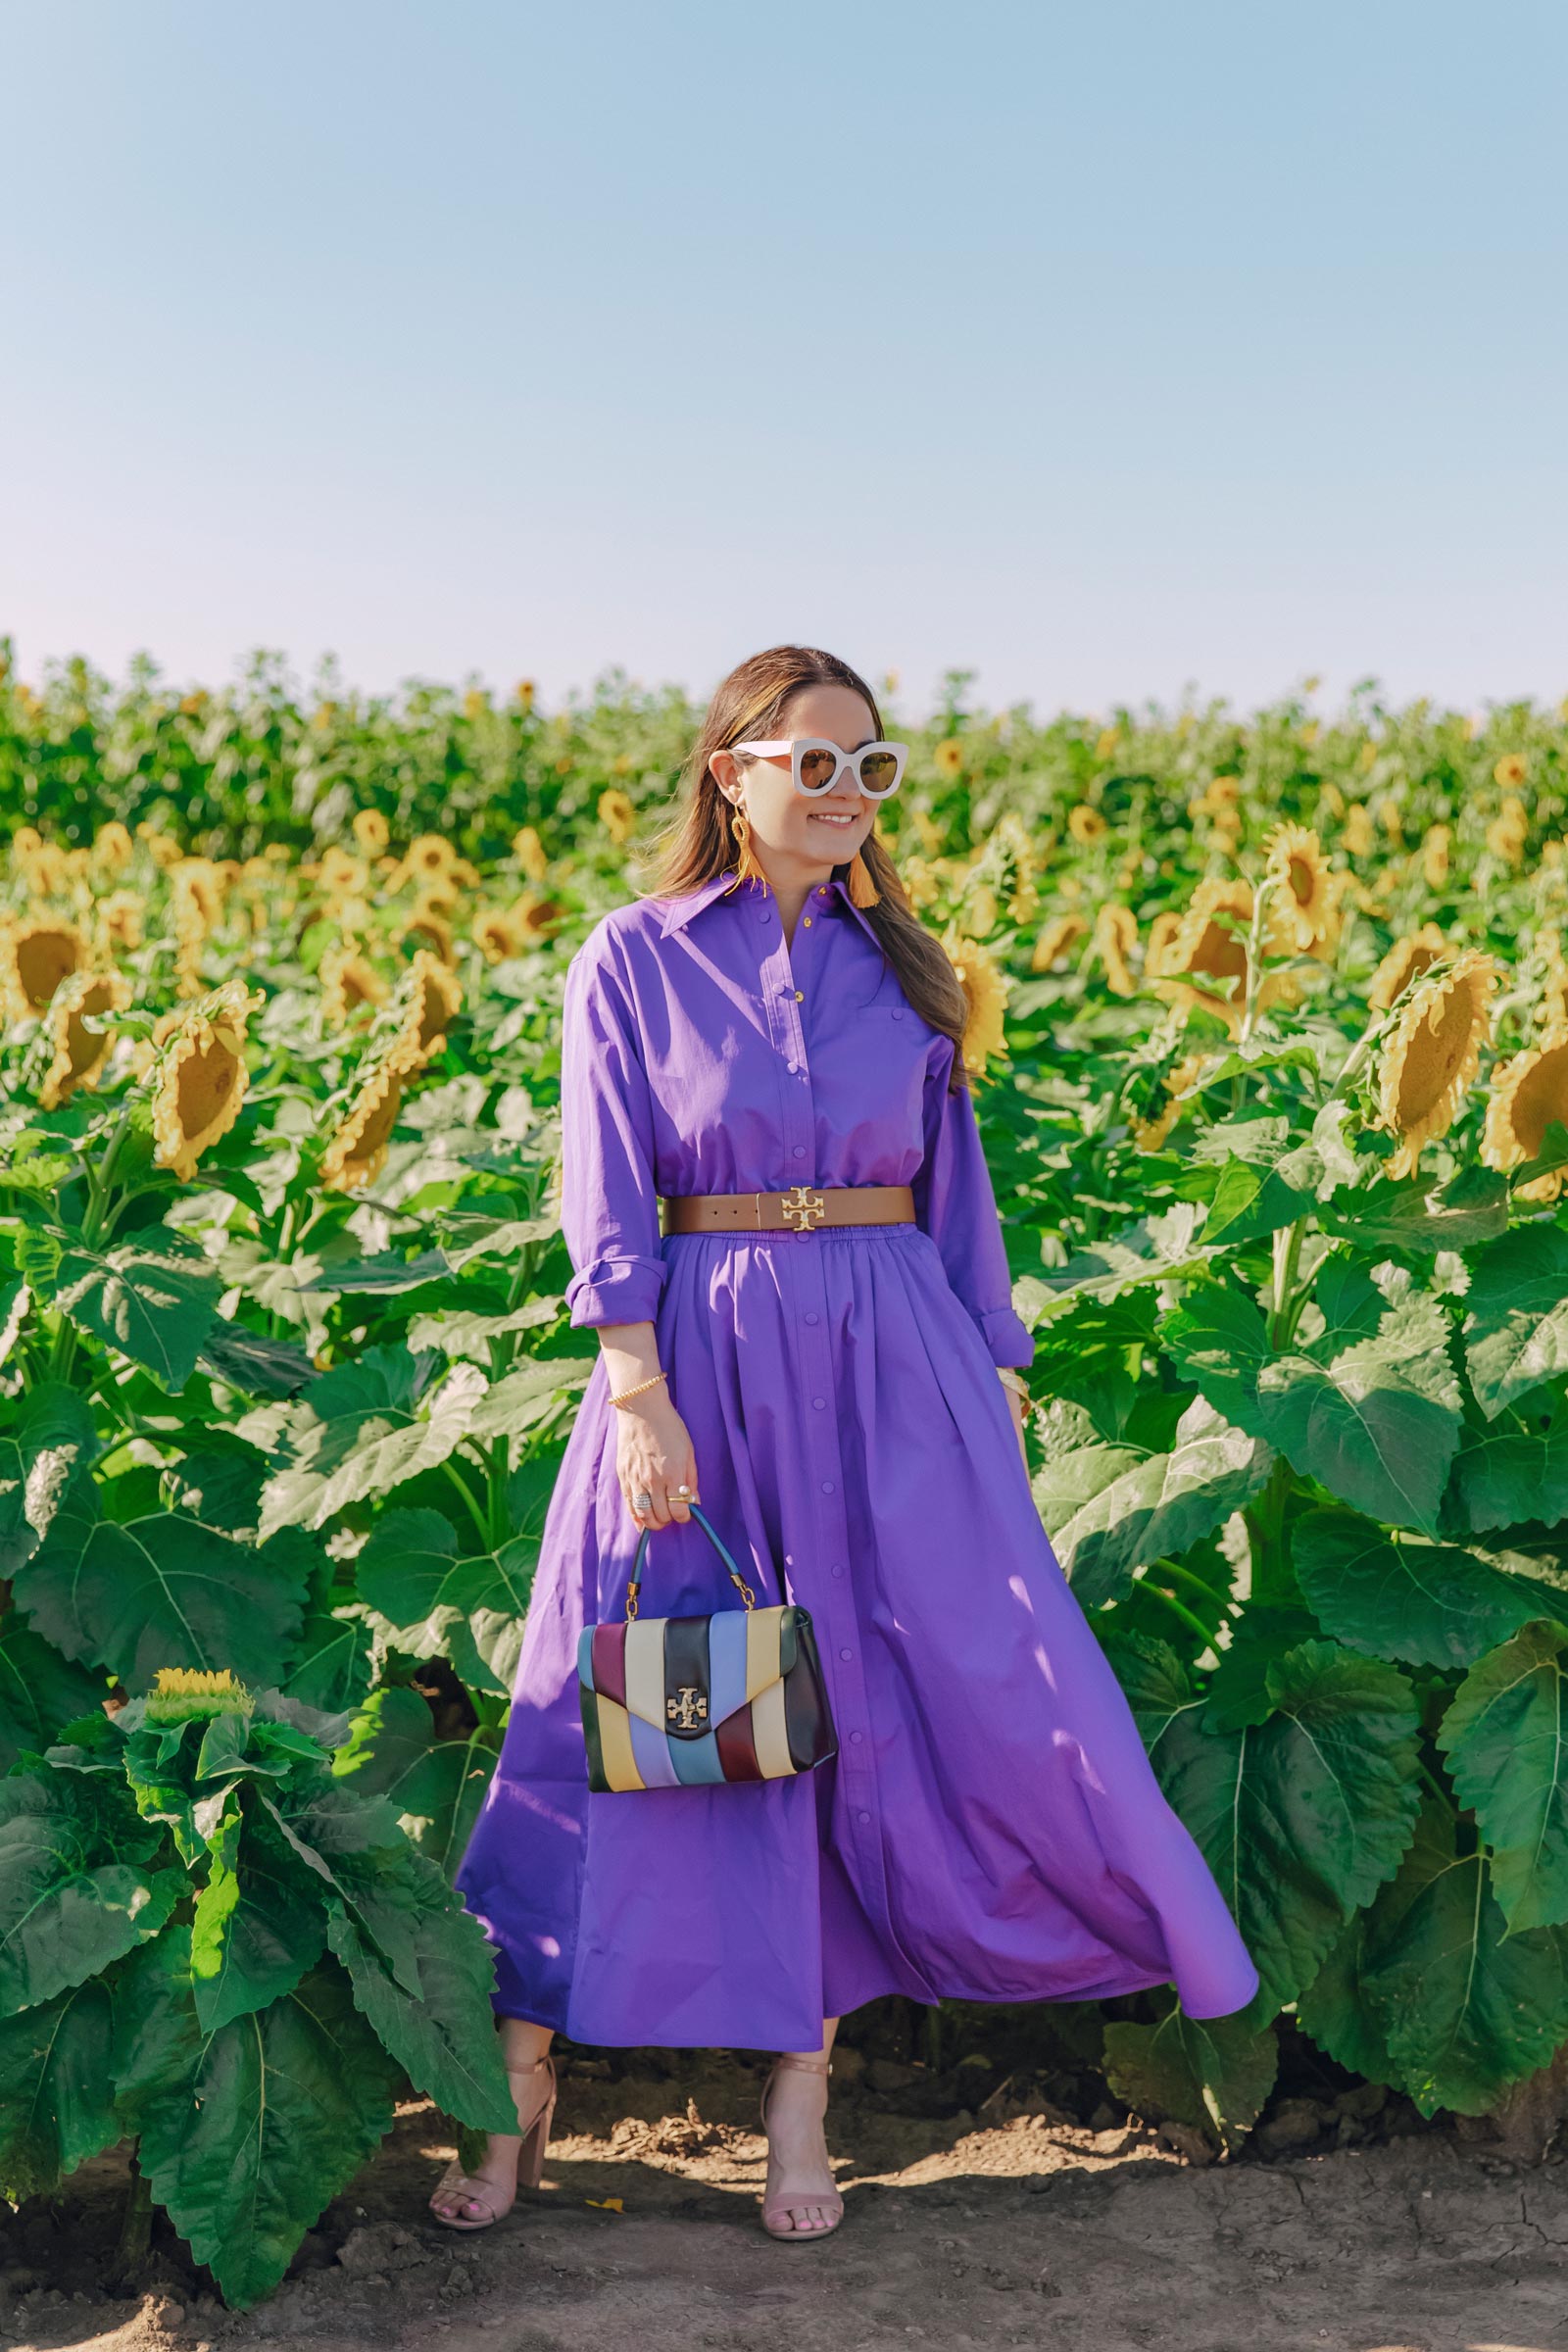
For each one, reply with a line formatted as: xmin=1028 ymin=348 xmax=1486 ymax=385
xmin=4 ymin=0 xmax=1565 ymax=719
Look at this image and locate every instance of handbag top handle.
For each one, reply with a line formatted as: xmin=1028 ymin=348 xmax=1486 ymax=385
xmin=623 ymin=1501 xmax=760 ymax=1624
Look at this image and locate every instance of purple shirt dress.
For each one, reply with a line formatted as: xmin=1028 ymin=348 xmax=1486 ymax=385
xmin=455 ymin=867 xmax=1260 ymax=2048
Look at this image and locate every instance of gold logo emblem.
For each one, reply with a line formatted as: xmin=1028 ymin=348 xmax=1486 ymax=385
xmin=667 ymin=1686 xmax=708 ymax=1731
xmin=780 ymin=1184 xmax=827 ymax=1231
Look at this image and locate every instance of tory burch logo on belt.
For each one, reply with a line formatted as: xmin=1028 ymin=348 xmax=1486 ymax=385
xmin=778 ymin=1184 xmax=827 ymax=1231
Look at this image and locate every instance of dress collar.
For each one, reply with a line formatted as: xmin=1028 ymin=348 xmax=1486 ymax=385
xmin=657 ymin=867 xmax=882 ymax=948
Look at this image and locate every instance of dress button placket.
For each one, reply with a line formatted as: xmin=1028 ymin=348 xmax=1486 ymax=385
xmin=760 ymin=895 xmax=879 ymax=1895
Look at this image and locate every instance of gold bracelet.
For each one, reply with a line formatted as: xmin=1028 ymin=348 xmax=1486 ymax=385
xmin=609 ymin=1370 xmax=668 ymax=1410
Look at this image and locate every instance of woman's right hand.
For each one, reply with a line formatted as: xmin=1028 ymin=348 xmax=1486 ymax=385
xmin=615 ymin=1393 xmax=701 ymax=1530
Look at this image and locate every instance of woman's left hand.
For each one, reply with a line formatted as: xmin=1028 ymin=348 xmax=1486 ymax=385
xmin=1002 ymin=1381 xmax=1028 ymax=1470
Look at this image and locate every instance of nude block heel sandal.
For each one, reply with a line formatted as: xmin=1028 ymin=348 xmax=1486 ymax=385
xmin=759 ymin=2054 xmax=845 ymax=2242
xmin=429 ymin=2054 xmax=558 ymax=2230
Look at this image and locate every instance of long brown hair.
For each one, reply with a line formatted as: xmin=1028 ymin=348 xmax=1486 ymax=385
xmin=633 ymin=645 xmax=972 ymax=1093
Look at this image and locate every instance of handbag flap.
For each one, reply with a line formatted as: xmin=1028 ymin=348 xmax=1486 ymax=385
xmin=578 ymin=1604 xmax=802 ymax=1739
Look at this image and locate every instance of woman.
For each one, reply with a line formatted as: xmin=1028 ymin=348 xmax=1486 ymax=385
xmin=435 ymin=646 xmax=1259 ymax=2242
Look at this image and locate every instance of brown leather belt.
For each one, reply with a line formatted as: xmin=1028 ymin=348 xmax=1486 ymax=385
xmin=660 ymin=1183 xmax=916 ymax=1236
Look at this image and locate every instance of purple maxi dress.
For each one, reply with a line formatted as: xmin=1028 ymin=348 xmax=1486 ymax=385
xmin=455 ymin=867 xmax=1260 ymax=2047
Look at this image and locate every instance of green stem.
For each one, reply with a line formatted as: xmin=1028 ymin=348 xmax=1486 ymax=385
xmin=1269 ymin=1217 xmax=1305 ymax=1348
xmin=112 ymin=2155 xmax=155 ymax=2285
xmin=1157 ymin=1554 xmax=1241 ymax=1612
xmin=441 ymin=1455 xmax=489 ymax=1547
xmin=1137 ymin=1578 xmax=1222 ymax=1652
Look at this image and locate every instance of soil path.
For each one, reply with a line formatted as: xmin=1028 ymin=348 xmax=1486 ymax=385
xmin=7 ymin=2060 xmax=1568 ymax=2352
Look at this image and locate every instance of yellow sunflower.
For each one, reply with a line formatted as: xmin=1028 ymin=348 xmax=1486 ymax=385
xmin=1130 ymin=1054 xmax=1212 ymax=1152
xmin=933 ymin=740 xmax=964 ymax=780
xmin=400 ymin=904 xmax=456 ymax=965
xmin=1030 ymin=912 xmax=1087 ymax=973
xmin=1375 ymin=949 xmax=1498 ymax=1179
xmin=1483 ymin=1028 xmax=1568 ymax=1201
xmin=319 ymin=1051 xmax=409 ymax=1193
xmin=1263 ymin=823 xmax=1334 ymax=949
xmin=150 ymin=979 xmax=257 ymax=1183
xmin=1494 ymin=753 xmax=1529 ymax=789
xmin=943 ymin=928 xmax=1012 ymax=1080
xmin=963 ymin=880 xmax=1000 ymax=938
xmin=1095 ymin=725 xmax=1121 ymax=762
xmin=1421 ymin=824 xmax=1450 ymax=891
xmin=1377 ymin=794 xmax=1404 ymax=844
xmin=1143 ymin=910 xmax=1185 ymax=979
xmin=400 ymin=835 xmax=457 ymax=888
xmin=1487 ymin=812 xmax=1527 ymax=867
xmin=464 ymin=688 xmax=488 ymax=722
xmin=37 ymin=968 xmax=131 ymax=1109
xmin=1095 ymin=902 xmax=1140 ymax=998
xmin=506 ymin=891 xmax=564 ymax=943
xmin=95 ymin=890 xmax=145 ymax=956
xmin=352 ymin=808 xmax=390 ymax=856
xmin=92 ymin=820 xmax=134 ymax=873
xmin=1368 ymin=923 xmax=1447 ymax=1014
xmin=515 ymin=679 xmax=537 ymax=712
xmin=512 ymin=824 xmax=549 ymax=881
xmin=1344 ymin=805 xmax=1376 ymax=859
xmin=1148 ymin=880 xmax=1282 ymax=1037
xmin=319 ymin=941 xmax=389 ymax=1026
xmin=473 ymin=908 xmax=522 ymax=964
xmin=0 ymin=916 xmax=87 ymax=1021
xmin=598 ymin=788 xmax=637 ymax=845
xmin=910 ymin=809 xmax=945 ymax=857
xmin=898 ymin=856 xmax=941 ymax=911
xmin=387 ymin=948 xmax=463 ymax=1069
xmin=1067 ymin=805 xmax=1107 ymax=847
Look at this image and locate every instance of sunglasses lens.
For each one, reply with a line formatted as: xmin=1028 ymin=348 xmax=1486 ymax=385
xmin=799 ymin=749 xmax=840 ymax=794
xmin=858 ymin=750 xmax=901 ymax=797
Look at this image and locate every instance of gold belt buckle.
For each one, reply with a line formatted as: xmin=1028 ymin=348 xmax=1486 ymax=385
xmin=778 ymin=1183 xmax=827 ymax=1231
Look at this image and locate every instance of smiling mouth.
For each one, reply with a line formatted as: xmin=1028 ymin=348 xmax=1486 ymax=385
xmin=808 ymin=810 xmax=861 ymax=828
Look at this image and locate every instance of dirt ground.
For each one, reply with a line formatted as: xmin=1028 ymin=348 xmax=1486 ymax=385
xmin=6 ymin=2049 xmax=1568 ymax=2352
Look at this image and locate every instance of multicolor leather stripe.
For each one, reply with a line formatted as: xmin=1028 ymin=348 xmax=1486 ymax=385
xmin=578 ymin=1603 xmax=836 ymax=1793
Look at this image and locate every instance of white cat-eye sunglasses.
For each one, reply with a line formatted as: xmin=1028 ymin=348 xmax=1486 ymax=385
xmin=732 ymin=736 xmax=908 ymax=801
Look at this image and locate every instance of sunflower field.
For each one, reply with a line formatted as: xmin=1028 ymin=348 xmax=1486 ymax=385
xmin=6 ymin=644 xmax=1568 ymax=2294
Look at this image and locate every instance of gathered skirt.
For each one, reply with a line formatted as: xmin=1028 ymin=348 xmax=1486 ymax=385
xmin=455 ymin=1221 xmax=1260 ymax=2048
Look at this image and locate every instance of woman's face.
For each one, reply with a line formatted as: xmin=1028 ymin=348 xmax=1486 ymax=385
xmin=711 ymin=684 xmax=879 ymax=884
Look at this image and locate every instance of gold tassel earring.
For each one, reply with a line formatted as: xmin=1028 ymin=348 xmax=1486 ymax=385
xmin=729 ymin=800 xmax=770 ymax=892
xmin=847 ymin=843 xmax=882 ymax=907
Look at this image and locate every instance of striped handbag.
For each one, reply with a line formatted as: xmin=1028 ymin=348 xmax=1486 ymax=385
xmin=577 ymin=1503 xmax=838 ymax=1793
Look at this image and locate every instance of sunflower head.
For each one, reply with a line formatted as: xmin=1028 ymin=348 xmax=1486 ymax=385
xmin=1030 ymin=911 xmax=1087 ymax=974
xmin=399 ymin=904 xmax=455 ymax=965
xmin=0 ymin=916 xmax=88 ymax=1021
xmin=1367 ymin=923 xmax=1447 ymax=1014
xmin=942 ymin=927 xmax=1012 ymax=1080
xmin=319 ymin=941 xmax=389 ymax=1026
xmin=150 ymin=978 xmax=258 ymax=1184
xmin=1421 ymin=824 xmax=1451 ymax=892
xmin=96 ymin=890 xmax=145 ymax=954
xmin=598 ymin=788 xmax=637 ymax=846
xmin=1483 ymin=1027 xmax=1568 ymax=1200
xmin=506 ymin=891 xmax=564 ymax=943
xmin=1494 ymin=753 xmax=1530 ymax=790
xmin=1067 ymin=805 xmax=1107 ymax=847
xmin=37 ymin=968 xmax=131 ymax=1109
xmin=1094 ymin=901 xmax=1140 ymax=998
xmin=92 ymin=820 xmax=134 ymax=873
xmin=1375 ymin=948 xmax=1498 ymax=1178
xmin=512 ymin=824 xmax=549 ymax=881
xmin=143 ymin=1666 xmax=255 ymax=1725
xmin=1148 ymin=880 xmax=1275 ymax=1037
xmin=319 ymin=1048 xmax=409 ymax=1193
xmin=473 ymin=908 xmax=522 ymax=964
xmin=387 ymin=948 xmax=464 ymax=1070
xmin=515 ymin=679 xmax=537 ymax=712
xmin=1263 ymin=823 xmax=1334 ymax=949
xmin=933 ymin=739 xmax=964 ymax=780
xmin=404 ymin=835 xmax=456 ymax=886
xmin=351 ymin=808 xmax=390 ymax=857
xmin=1129 ymin=1053 xmax=1213 ymax=1152
xmin=1344 ymin=804 xmax=1377 ymax=859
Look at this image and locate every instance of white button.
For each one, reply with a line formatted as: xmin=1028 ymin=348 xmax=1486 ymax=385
xmin=840 ymin=1647 xmax=853 ymax=1661
xmin=805 ymin=1310 xmax=819 ymax=1324
xmin=821 ymin=1480 xmax=834 ymax=1494
xmin=793 ymin=1145 xmax=806 ymax=1158
xmin=812 ymin=1396 xmax=826 ymax=1409
xmin=858 ymin=1810 xmax=871 ymax=1825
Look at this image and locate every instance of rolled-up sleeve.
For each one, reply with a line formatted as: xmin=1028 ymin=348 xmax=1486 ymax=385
xmin=560 ymin=930 xmax=669 ymax=1331
xmin=912 ymin=1037 xmax=1035 ymax=1369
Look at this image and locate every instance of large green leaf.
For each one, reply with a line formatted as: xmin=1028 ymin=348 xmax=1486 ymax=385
xmin=1439 ymin=1619 xmax=1568 ymax=1932
xmin=1102 ymin=1999 xmax=1278 ymax=2145
xmin=1294 ymin=1509 xmax=1545 ymax=1669
xmin=190 ymin=1806 xmax=328 ymax=2034
xmin=332 ymin=1685 xmax=499 ymax=1874
xmin=1296 ymin=1905 xmax=1401 ymax=2085
xmin=355 ymin=1508 xmax=534 ymax=1695
xmin=1159 ymin=1284 xmax=1275 ymax=1438
xmin=1319 ymin=1166 xmax=1511 ymax=1256
xmin=257 ymin=1348 xmax=486 ymax=1537
xmin=1464 ymin=1223 xmax=1568 ymax=1420
xmin=0 ymin=1623 xmax=106 ymax=1777
xmin=1360 ymin=1795 xmax=1568 ymax=2116
xmin=1016 ymin=1205 xmax=1210 ymax=1331
xmin=0 ymin=1977 xmax=118 ymax=2198
xmin=281 ymin=1605 xmax=376 ymax=1715
xmin=13 ymin=1493 xmax=311 ymax=1690
xmin=1254 ymin=1296 xmax=1462 ymax=1535
xmin=51 ymin=1228 xmax=221 ymax=1390
xmin=0 ymin=1770 xmax=181 ymax=2012
xmin=1145 ymin=1640 xmax=1421 ymax=2013
xmin=1033 ymin=1398 xmax=1272 ymax=1608
xmin=1456 ymin=1421 xmax=1568 ymax=1531
xmin=0 ymin=1381 xmax=97 ymax=1578
xmin=325 ymin=1895 xmax=516 ymax=2134
xmin=136 ymin=1961 xmax=401 ymax=2309
xmin=465 ymin=1356 xmax=592 ymax=1440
